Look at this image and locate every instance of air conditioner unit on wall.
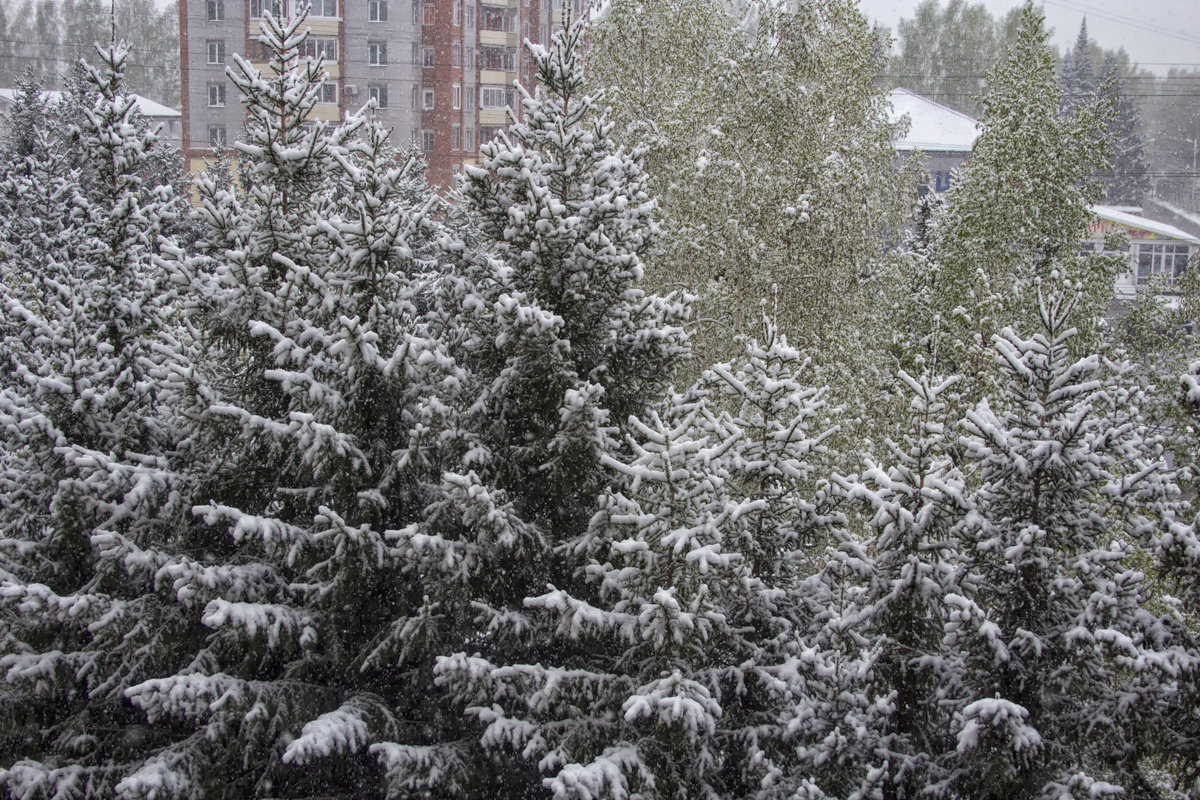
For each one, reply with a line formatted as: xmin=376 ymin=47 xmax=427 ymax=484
xmin=345 ymin=84 xmax=359 ymax=96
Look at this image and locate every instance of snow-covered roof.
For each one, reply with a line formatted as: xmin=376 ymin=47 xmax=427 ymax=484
xmin=0 ymin=88 xmax=180 ymax=119
xmin=888 ymin=88 xmax=980 ymax=153
xmin=1091 ymin=205 xmax=1200 ymax=246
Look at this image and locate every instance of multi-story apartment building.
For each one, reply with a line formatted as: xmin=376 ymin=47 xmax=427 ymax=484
xmin=180 ymin=0 xmax=572 ymax=188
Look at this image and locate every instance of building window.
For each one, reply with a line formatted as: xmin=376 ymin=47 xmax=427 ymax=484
xmin=369 ymin=0 xmax=387 ymax=20
xmin=465 ymin=86 xmax=474 ymax=109
xmin=208 ymin=83 xmax=226 ymax=107
xmin=481 ymin=87 xmax=507 ymax=109
xmin=250 ymin=0 xmax=282 ymax=17
xmin=482 ymin=46 xmax=515 ymax=72
xmin=369 ymin=42 xmax=387 ymax=66
xmin=480 ymin=126 xmax=503 ymax=143
xmin=206 ymin=40 xmax=225 ymax=64
xmin=209 ymin=125 xmax=227 ymax=149
xmin=466 ymin=4 xmax=474 ymax=28
xmin=310 ymin=0 xmax=337 ymax=16
xmin=453 ymin=0 xmax=462 ymax=25
xmin=299 ymin=38 xmax=337 ymax=61
xmin=423 ymin=47 xmax=435 ymax=68
xmin=452 ymin=124 xmax=461 ymax=151
xmin=452 ymin=83 xmax=461 ymax=109
xmin=422 ymin=1 xmax=434 ymax=24
xmin=411 ymin=0 xmax=418 ymax=22
xmin=481 ymin=7 xmax=511 ymax=31
xmin=320 ymin=83 xmax=337 ymax=104
xmin=465 ymin=125 xmax=475 ymax=151
xmin=423 ymin=88 xmax=435 ymax=110
xmin=466 ymin=47 xmax=474 ymax=70
xmin=411 ymin=84 xmax=419 ymax=108
xmin=411 ymin=42 xmax=419 ymax=65
xmin=453 ymin=42 xmax=461 ymax=67
xmin=421 ymin=129 xmax=434 ymax=152
xmin=369 ymin=84 xmax=388 ymax=108
xmin=206 ymin=0 xmax=224 ymax=21
xmin=1137 ymin=243 xmax=1191 ymax=284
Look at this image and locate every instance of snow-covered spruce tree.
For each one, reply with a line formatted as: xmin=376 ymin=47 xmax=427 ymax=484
xmin=927 ymin=2 xmax=1116 ymax=403
xmin=0 ymin=58 xmax=190 ymax=235
xmin=1059 ymin=19 xmax=1097 ymax=118
xmin=370 ymin=16 xmax=689 ymax=798
xmin=1150 ymin=360 xmax=1200 ymax=796
xmin=0 ymin=71 xmax=48 ymax=167
xmin=0 ymin=43 xmax=194 ymax=797
xmin=396 ymin=312 xmax=843 ymax=800
xmin=572 ymin=317 xmax=844 ymax=800
xmin=95 ymin=14 xmax=460 ymax=797
xmin=184 ymin=5 xmax=349 ymax=424
xmin=939 ymin=277 xmax=1184 ymax=798
xmin=831 ymin=362 xmax=973 ymax=799
xmin=1095 ymin=54 xmax=1151 ymax=207
xmin=888 ymin=191 xmax=948 ymax=376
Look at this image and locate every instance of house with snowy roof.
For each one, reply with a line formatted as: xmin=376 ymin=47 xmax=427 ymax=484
xmin=888 ymin=87 xmax=980 ymax=193
xmin=887 ymin=89 xmax=1197 ymax=302
xmin=1085 ymin=205 xmax=1199 ymax=300
xmin=0 ymin=88 xmax=182 ymax=150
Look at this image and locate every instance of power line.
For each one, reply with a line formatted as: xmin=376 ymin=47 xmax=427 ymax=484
xmin=1039 ymin=0 xmax=1200 ymax=48
xmin=0 ymin=37 xmax=178 ymax=58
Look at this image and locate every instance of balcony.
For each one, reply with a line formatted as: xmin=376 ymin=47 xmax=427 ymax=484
xmin=479 ymin=69 xmax=515 ymax=85
xmin=479 ymin=29 xmax=518 ymax=47
xmin=479 ymin=109 xmax=509 ymax=126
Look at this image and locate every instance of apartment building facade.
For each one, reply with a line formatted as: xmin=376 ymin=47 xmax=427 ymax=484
xmin=180 ymin=0 xmax=571 ymax=188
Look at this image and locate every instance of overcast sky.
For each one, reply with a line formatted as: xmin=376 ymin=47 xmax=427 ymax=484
xmin=856 ymin=0 xmax=1200 ymax=75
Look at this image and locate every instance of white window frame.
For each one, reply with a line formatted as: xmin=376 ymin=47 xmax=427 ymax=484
xmin=481 ymin=87 xmax=506 ymax=109
xmin=369 ymin=42 xmax=388 ymax=66
xmin=423 ymin=47 xmax=435 ymax=68
xmin=208 ymin=125 xmax=227 ymax=149
xmin=421 ymin=129 xmax=434 ymax=153
xmin=368 ymin=0 xmax=387 ymax=21
xmin=453 ymin=42 xmax=461 ymax=67
xmin=453 ymin=0 xmax=462 ymax=25
xmin=249 ymin=0 xmax=282 ymax=18
xmin=369 ymin=84 xmax=388 ymax=108
xmin=299 ymin=38 xmax=338 ymax=62
xmin=208 ymin=83 xmax=226 ymax=107
xmin=411 ymin=84 xmax=419 ymax=108
xmin=452 ymin=83 xmax=461 ymax=109
xmin=206 ymin=40 xmax=225 ymax=64
xmin=423 ymin=88 xmax=435 ymax=110
xmin=1136 ymin=243 xmax=1191 ymax=284
xmin=207 ymin=0 xmax=224 ymax=21
xmin=452 ymin=123 xmax=461 ymax=151
xmin=320 ymin=83 xmax=338 ymax=104
xmin=465 ymin=125 xmax=475 ymax=152
xmin=310 ymin=0 xmax=337 ymax=17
